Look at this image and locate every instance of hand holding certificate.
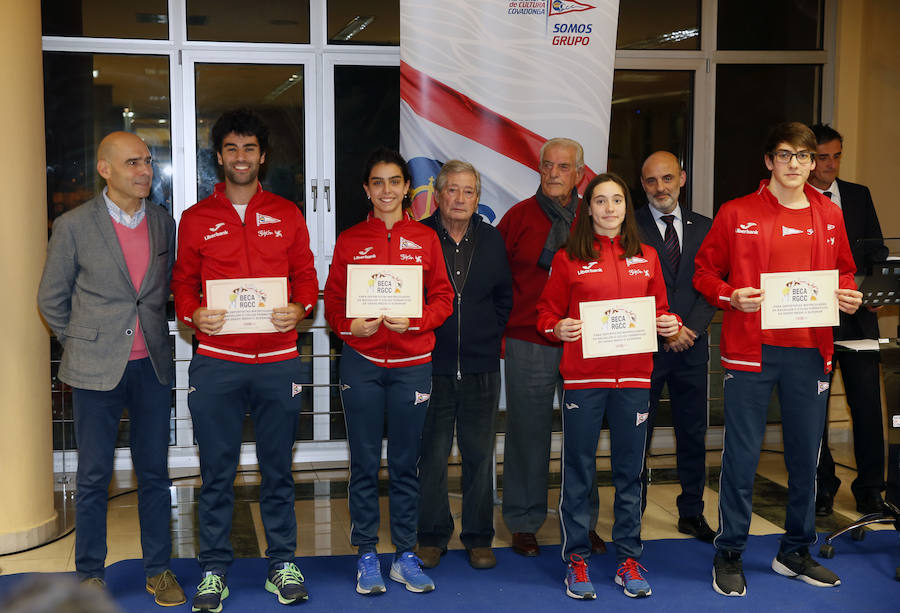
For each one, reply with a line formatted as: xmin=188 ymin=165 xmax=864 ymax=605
xmin=346 ymin=264 xmax=423 ymax=318
xmin=760 ymin=269 xmax=839 ymax=329
xmin=580 ymin=296 xmax=658 ymax=359
xmin=205 ymin=277 xmax=288 ymax=335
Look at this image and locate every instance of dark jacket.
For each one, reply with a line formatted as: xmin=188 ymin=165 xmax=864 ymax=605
xmin=635 ymin=204 xmax=715 ymax=367
xmin=833 ymin=178 xmax=884 ymax=341
xmin=422 ymin=213 xmax=513 ymax=376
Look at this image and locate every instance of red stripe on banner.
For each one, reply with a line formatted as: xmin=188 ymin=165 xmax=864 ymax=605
xmin=400 ymin=61 xmax=596 ymax=184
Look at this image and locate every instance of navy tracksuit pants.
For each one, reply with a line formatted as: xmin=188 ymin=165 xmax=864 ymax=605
xmin=560 ymin=387 xmax=649 ymax=564
xmin=339 ymin=346 xmax=432 ymax=554
xmin=716 ymin=345 xmax=829 ymax=555
xmin=188 ymin=354 xmax=303 ymax=572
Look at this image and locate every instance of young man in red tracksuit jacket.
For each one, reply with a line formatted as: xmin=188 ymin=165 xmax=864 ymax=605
xmin=693 ymin=122 xmax=862 ymax=598
xmin=172 ymin=109 xmax=318 ymax=611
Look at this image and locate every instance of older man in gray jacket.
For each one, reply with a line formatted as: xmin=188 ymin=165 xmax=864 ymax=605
xmin=37 ymin=132 xmax=184 ymax=607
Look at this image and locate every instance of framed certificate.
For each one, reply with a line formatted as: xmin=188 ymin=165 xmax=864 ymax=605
xmin=205 ymin=277 xmax=287 ymax=335
xmin=760 ymin=269 xmax=839 ymax=330
xmin=346 ymin=265 xmax=423 ymax=318
xmin=579 ymin=296 xmax=658 ymax=359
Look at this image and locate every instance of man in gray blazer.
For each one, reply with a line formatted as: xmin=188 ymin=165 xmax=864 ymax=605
xmin=37 ymin=132 xmax=184 ymax=606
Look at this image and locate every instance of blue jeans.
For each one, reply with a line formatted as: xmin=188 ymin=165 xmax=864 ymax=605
xmin=716 ymin=345 xmax=829 ymax=555
xmin=560 ymin=388 xmax=649 ymax=563
xmin=73 ymin=358 xmax=172 ymax=580
xmin=340 ymin=346 xmax=432 ymax=554
xmin=418 ymin=371 xmax=500 ymax=549
xmin=188 ymin=355 xmax=303 ymax=572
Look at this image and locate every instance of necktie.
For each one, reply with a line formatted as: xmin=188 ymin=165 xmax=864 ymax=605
xmin=661 ymin=214 xmax=680 ymax=272
xmin=824 ymin=190 xmax=833 ymax=201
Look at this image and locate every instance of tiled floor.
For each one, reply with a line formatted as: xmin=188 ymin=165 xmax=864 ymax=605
xmin=0 ymin=424 xmax=891 ymax=575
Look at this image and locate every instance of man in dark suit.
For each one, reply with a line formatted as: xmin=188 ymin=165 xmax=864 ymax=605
xmin=808 ymin=123 xmax=886 ymax=515
xmin=37 ymin=132 xmax=184 ymax=606
xmin=635 ymin=151 xmax=716 ymax=541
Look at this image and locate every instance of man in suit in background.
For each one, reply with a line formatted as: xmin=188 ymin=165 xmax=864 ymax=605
xmin=636 ymin=151 xmax=716 ymax=541
xmin=808 ymin=123 xmax=887 ymax=516
xmin=37 ymin=132 xmax=184 ymax=606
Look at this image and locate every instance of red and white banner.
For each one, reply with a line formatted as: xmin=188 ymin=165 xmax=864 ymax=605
xmin=400 ymin=0 xmax=619 ymax=223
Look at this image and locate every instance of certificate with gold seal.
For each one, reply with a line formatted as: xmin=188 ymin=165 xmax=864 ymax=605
xmin=579 ymin=296 xmax=658 ymax=359
xmin=346 ymin=265 xmax=423 ymax=318
xmin=205 ymin=277 xmax=287 ymax=335
xmin=760 ymin=269 xmax=839 ymax=329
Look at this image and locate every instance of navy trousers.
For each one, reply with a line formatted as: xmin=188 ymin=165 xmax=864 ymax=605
xmin=716 ymin=345 xmax=828 ymax=555
xmin=188 ymin=355 xmax=302 ymax=572
xmin=417 ymin=371 xmax=500 ymax=550
xmin=817 ymin=350 xmax=885 ymax=501
xmin=339 ymin=346 xmax=432 ymax=554
xmin=559 ymin=388 xmax=649 ymax=563
xmin=73 ymin=357 xmax=172 ymax=580
xmin=643 ymin=355 xmax=709 ymax=517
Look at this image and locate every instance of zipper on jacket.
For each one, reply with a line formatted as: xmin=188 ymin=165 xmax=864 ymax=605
xmin=448 ymin=233 xmax=476 ymax=381
xmin=608 ymin=237 xmax=623 ymax=388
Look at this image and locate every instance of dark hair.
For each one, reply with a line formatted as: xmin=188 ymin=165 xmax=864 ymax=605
xmin=764 ymin=122 xmax=817 ymax=158
xmin=565 ymin=173 xmax=642 ymax=262
xmin=809 ymin=123 xmax=843 ymax=146
xmin=212 ymin=108 xmax=269 ymax=154
xmin=362 ymin=147 xmax=412 ymax=209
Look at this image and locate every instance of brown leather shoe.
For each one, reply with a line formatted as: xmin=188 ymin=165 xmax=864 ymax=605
xmin=467 ymin=547 xmax=497 ymax=569
xmin=146 ymin=569 xmax=187 ymax=607
xmin=416 ymin=545 xmax=445 ymax=569
xmin=589 ymin=530 xmax=607 ymax=554
xmin=511 ymin=532 xmax=539 ymax=556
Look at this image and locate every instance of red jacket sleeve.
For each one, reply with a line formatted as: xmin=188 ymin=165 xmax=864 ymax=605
xmin=693 ymin=207 xmax=737 ymax=311
xmin=287 ymin=207 xmax=319 ymax=316
xmin=536 ymin=250 xmax=570 ymax=342
xmin=171 ymin=212 xmax=203 ymax=329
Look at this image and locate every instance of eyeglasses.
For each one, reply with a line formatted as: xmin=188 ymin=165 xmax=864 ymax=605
xmin=770 ymin=150 xmax=813 ymax=165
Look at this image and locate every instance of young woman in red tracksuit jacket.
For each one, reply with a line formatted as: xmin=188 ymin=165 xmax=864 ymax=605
xmin=536 ymin=173 xmax=680 ymax=601
xmin=323 ymin=148 xmax=453 ymax=596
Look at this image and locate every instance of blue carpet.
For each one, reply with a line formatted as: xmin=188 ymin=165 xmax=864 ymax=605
xmin=1 ymin=532 xmax=898 ymax=612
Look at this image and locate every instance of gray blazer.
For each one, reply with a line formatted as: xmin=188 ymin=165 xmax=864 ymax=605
xmin=38 ymin=195 xmax=176 ymax=391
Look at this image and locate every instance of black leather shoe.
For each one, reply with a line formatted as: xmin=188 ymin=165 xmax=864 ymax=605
xmin=678 ymin=515 xmax=716 ymax=543
xmin=856 ymin=494 xmax=886 ymax=515
xmin=815 ymin=493 xmax=834 ymax=517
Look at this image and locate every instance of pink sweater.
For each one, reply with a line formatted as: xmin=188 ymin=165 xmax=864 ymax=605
xmin=112 ymin=219 xmax=150 ymax=360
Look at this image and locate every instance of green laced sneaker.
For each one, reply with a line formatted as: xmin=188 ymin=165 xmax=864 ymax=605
xmin=192 ymin=571 xmax=228 ymax=612
xmin=265 ymin=562 xmax=309 ymax=604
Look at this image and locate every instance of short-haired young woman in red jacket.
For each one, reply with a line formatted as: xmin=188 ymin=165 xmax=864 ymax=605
xmin=324 ymin=148 xmax=453 ymax=596
xmin=536 ymin=173 xmax=680 ymax=600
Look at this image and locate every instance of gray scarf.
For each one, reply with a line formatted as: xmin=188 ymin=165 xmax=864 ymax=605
xmin=535 ymin=187 xmax=578 ymax=270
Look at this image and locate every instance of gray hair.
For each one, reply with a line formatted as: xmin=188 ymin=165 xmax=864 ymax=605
xmin=540 ymin=137 xmax=585 ymax=171
xmin=434 ymin=159 xmax=482 ymax=199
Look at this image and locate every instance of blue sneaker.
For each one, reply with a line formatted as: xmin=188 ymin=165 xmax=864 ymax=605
xmin=356 ymin=552 xmax=387 ymax=595
xmin=192 ymin=571 xmax=228 ymax=612
xmin=615 ymin=558 xmax=651 ymax=598
xmin=389 ymin=552 xmax=435 ymax=593
xmin=264 ymin=562 xmax=308 ymax=604
xmin=564 ymin=554 xmax=596 ymax=600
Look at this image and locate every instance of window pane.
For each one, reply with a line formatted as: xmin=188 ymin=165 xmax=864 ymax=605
xmin=607 ymin=70 xmax=694 ymax=210
xmin=43 ymin=53 xmax=173 ymax=221
xmin=616 ymin=0 xmax=700 ymax=50
xmin=186 ymin=0 xmax=310 ymax=43
xmin=327 ymin=0 xmax=399 ymax=46
xmin=718 ymin=0 xmax=823 ymax=50
xmin=333 ymin=65 xmax=400 ymax=236
xmin=714 ymin=64 xmax=820 ymax=211
xmin=41 ymin=0 xmax=169 ymax=39
xmin=194 ymin=64 xmax=305 ymax=210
